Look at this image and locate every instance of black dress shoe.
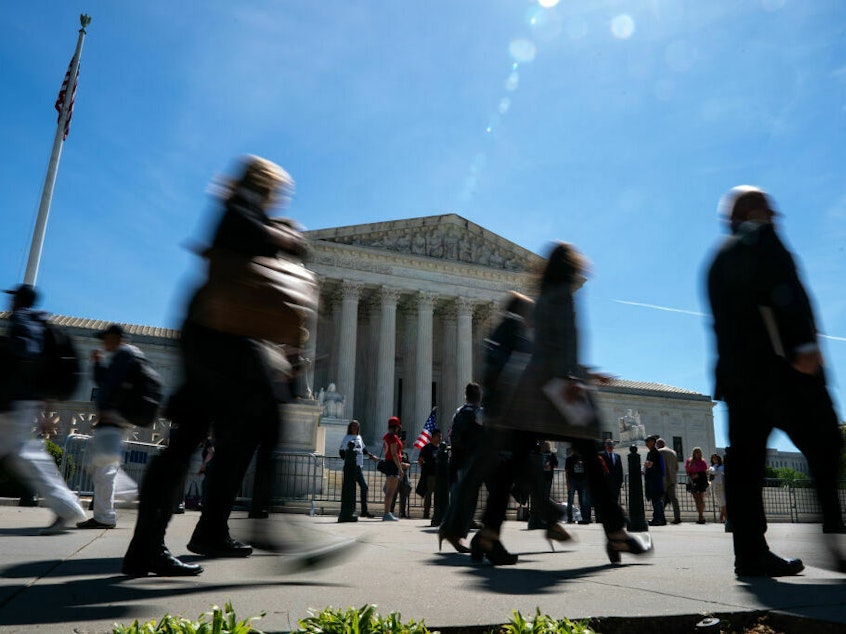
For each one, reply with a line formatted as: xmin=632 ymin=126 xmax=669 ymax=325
xmin=122 ymin=548 xmax=204 ymax=577
xmin=735 ymin=552 xmax=804 ymax=577
xmin=187 ymin=536 xmax=253 ymax=558
xmin=648 ymin=520 xmax=667 ymax=526
xmin=248 ymin=510 xmax=269 ymax=519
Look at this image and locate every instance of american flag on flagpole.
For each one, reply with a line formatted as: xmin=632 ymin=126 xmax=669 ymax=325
xmin=413 ymin=408 xmax=438 ymax=450
xmin=54 ymin=59 xmax=79 ymax=140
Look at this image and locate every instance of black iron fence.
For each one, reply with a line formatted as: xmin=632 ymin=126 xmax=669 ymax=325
xmin=58 ymin=435 xmax=845 ymax=525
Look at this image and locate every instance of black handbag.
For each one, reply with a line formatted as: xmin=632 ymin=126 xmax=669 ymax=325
xmin=377 ymin=459 xmax=388 ymax=474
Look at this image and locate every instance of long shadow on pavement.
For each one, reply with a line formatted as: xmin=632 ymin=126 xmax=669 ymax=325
xmin=737 ymin=577 xmax=846 ymax=623
xmin=0 ymin=558 xmax=346 ymax=627
xmin=432 ymin=550 xmax=646 ymax=596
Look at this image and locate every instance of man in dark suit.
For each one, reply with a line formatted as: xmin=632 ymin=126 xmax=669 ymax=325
xmin=706 ymin=185 xmax=845 ymax=576
xmin=599 ymin=439 xmax=624 ymax=502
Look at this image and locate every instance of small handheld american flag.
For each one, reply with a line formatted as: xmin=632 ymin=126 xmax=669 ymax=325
xmin=412 ymin=408 xmax=438 ymax=449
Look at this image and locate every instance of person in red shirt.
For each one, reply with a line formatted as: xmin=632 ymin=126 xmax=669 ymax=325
xmin=381 ymin=416 xmax=407 ymax=521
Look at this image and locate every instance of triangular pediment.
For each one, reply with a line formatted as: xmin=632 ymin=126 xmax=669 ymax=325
xmin=305 ymin=214 xmax=542 ymax=272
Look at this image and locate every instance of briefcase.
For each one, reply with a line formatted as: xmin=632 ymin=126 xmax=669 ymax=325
xmin=501 ymin=374 xmax=601 ymax=441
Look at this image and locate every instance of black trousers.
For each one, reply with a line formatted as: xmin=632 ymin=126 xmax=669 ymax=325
xmin=126 ymin=323 xmax=282 ymax=558
xmin=724 ymin=368 xmax=844 ymax=564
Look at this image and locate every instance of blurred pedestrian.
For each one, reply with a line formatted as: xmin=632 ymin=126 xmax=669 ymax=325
xmin=77 ymin=324 xmax=139 ymax=530
xmin=706 ymin=185 xmax=845 ymax=576
xmin=0 ymin=284 xmax=86 ymax=534
xmin=685 ymin=447 xmax=709 ymax=524
xmin=477 ymin=243 xmax=652 ymax=565
xmin=438 ymin=383 xmax=486 ymax=551
xmin=123 ymin=155 xmax=346 ymax=576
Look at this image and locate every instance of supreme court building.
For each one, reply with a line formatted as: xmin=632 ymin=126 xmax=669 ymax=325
xmin=302 ymin=214 xmax=716 ymax=454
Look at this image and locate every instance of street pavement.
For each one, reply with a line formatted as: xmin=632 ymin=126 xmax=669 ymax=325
xmin=0 ymin=503 xmax=844 ymax=633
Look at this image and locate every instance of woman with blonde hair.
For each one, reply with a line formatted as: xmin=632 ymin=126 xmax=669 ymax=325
xmin=685 ymin=447 xmax=710 ymax=524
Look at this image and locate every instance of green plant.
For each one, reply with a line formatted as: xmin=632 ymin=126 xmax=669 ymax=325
xmin=296 ymin=604 xmax=433 ymax=633
xmin=112 ymin=601 xmax=264 ymax=633
xmin=44 ymin=438 xmax=76 ymax=481
xmin=500 ymin=609 xmax=595 ymax=634
xmin=44 ymin=439 xmax=63 ymax=469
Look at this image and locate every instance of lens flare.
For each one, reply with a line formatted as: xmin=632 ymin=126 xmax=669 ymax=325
xmin=610 ymin=14 xmax=635 ymax=40
xmin=538 ymin=0 xmax=560 ymax=7
xmin=505 ymin=71 xmax=519 ymax=91
xmin=509 ymin=38 xmax=537 ymax=63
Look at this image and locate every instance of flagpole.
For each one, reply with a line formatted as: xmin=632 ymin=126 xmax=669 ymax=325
xmin=23 ymin=14 xmax=91 ymax=285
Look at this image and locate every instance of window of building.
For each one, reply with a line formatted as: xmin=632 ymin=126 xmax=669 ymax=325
xmin=672 ymin=436 xmax=683 ymax=461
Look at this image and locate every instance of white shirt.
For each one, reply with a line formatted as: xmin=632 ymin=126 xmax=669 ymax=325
xmin=340 ymin=433 xmax=367 ymax=467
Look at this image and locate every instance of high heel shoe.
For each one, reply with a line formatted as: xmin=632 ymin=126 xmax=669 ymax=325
xmin=545 ymin=522 xmax=573 ymax=551
xmin=605 ymin=532 xmax=653 ymax=564
xmin=438 ymin=530 xmax=471 ymax=553
xmin=470 ymin=531 xmax=518 ymax=565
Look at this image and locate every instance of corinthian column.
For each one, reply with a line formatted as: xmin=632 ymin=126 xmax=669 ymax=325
xmin=455 ymin=297 xmax=474 ymax=398
xmin=414 ymin=292 xmax=436 ymax=431
xmin=439 ymin=304 xmax=457 ymax=414
xmin=302 ymin=276 xmax=324 ymax=399
xmin=336 ymin=280 xmax=363 ymax=419
xmin=375 ymin=286 xmax=401 ymax=429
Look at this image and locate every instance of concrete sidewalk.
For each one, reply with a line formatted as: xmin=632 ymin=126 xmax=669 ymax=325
xmin=0 ymin=504 xmax=843 ymax=633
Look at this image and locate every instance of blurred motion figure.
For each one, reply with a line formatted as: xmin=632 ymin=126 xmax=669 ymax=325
xmin=706 ymin=185 xmax=845 ymax=576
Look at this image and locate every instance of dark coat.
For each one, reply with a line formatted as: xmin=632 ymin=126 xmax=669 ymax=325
xmin=643 ymin=446 xmax=665 ymax=502
xmin=707 ymin=221 xmax=820 ymax=401
xmin=599 ymin=450 xmax=624 ymax=492
xmin=504 ymin=284 xmax=597 ymax=440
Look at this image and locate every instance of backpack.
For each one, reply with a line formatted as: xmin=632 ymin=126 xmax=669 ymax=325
xmin=37 ymin=321 xmax=81 ymax=401
xmin=114 ymin=353 xmax=163 ymax=427
xmin=449 ymin=404 xmax=480 ymax=451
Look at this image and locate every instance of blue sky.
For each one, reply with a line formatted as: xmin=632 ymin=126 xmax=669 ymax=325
xmin=2 ymin=1 xmax=845 ymax=452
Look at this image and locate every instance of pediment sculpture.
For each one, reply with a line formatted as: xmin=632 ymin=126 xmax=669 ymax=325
xmin=318 ymin=225 xmax=531 ymax=272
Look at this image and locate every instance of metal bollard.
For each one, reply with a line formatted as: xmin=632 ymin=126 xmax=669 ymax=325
xmin=430 ymin=442 xmax=450 ymax=526
xmin=626 ymin=444 xmax=649 ymax=532
xmin=338 ymin=441 xmax=359 ymax=523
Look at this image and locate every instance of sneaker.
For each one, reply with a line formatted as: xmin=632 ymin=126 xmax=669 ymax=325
xmin=40 ymin=517 xmax=70 ymax=536
xmin=76 ymin=518 xmax=116 ymax=529
xmin=382 ymin=513 xmax=399 ymax=521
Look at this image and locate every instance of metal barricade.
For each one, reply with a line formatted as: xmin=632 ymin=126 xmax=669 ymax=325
xmin=60 ymin=433 xmax=164 ymax=496
xmin=237 ymin=451 xmax=322 ymax=516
